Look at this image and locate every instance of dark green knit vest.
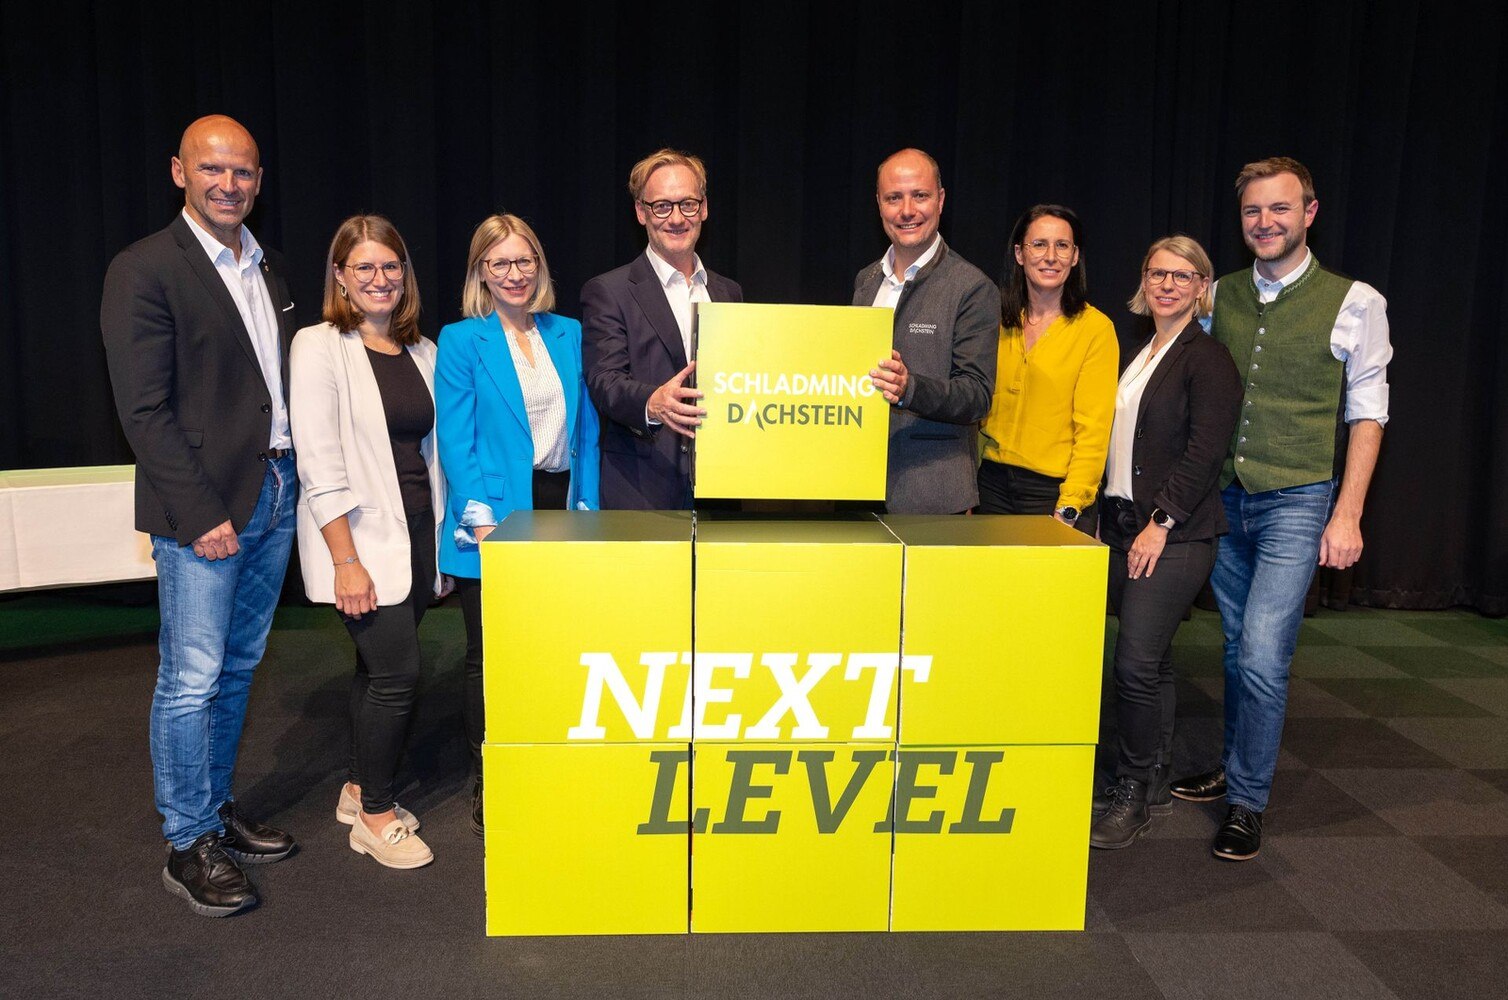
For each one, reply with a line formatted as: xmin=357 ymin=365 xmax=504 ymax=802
xmin=1212 ymin=256 xmax=1353 ymax=492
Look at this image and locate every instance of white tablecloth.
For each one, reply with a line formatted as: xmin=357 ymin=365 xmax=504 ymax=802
xmin=0 ymin=466 xmax=155 ymax=592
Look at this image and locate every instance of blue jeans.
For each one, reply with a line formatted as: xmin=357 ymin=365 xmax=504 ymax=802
xmin=149 ymin=456 xmax=296 ymax=849
xmin=1210 ymin=479 xmax=1335 ymax=812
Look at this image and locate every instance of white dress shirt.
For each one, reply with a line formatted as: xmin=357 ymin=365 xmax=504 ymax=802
xmin=1206 ymin=249 xmax=1392 ymax=425
xmin=645 ymin=246 xmax=710 ymax=361
xmin=181 ymin=209 xmax=291 ymax=448
xmin=502 ymin=325 xmax=570 ymax=472
xmin=1105 ymin=337 xmax=1176 ymax=501
xmin=870 ymin=235 xmax=942 ymax=308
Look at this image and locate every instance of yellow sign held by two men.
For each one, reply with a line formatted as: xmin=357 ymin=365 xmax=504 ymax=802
xmin=693 ymin=303 xmax=891 ymax=501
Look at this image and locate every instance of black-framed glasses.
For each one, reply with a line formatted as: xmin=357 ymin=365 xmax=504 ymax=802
xmin=1022 ymin=238 xmax=1076 ymax=260
xmin=1144 ymin=268 xmax=1203 ymax=287
xmin=640 ymin=197 xmax=704 ymax=219
xmin=482 ymin=255 xmax=540 ymax=278
xmin=342 ymin=261 xmax=405 ymax=282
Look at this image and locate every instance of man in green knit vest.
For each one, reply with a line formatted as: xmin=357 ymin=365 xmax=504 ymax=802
xmin=1170 ymin=157 xmax=1393 ymax=861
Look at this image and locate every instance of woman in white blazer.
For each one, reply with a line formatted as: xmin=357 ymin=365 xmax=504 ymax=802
xmin=290 ymin=215 xmax=448 ymax=870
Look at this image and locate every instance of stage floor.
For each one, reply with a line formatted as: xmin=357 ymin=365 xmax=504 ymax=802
xmin=2 ymin=594 xmax=1504 ymax=998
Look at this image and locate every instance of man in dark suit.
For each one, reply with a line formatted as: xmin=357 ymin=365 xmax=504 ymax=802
xmin=101 ymin=115 xmax=298 ymax=917
xmin=582 ymin=149 xmax=742 ymax=509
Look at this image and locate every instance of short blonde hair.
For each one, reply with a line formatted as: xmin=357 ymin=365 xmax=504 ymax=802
xmin=322 ymin=215 xmax=422 ymax=345
xmin=1127 ymin=234 xmax=1215 ymax=318
xmin=628 ymin=149 xmax=708 ymax=201
xmin=460 ymin=213 xmax=556 ymax=319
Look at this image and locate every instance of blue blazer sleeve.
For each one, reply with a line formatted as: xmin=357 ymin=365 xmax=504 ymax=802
xmin=434 ymin=318 xmax=491 ymax=524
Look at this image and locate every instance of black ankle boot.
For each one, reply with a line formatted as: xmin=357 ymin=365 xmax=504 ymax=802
xmin=1148 ymin=763 xmax=1173 ymax=815
xmin=471 ymin=775 xmax=484 ymax=838
xmin=1090 ymin=776 xmax=1151 ymax=849
xmin=1094 ymin=765 xmax=1170 ymax=815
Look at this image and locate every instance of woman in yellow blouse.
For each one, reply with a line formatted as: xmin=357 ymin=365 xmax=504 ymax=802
xmin=978 ymin=205 xmax=1118 ymax=531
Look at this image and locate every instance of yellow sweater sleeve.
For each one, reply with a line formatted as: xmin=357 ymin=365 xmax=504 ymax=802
xmin=1058 ymin=312 xmax=1119 ymax=511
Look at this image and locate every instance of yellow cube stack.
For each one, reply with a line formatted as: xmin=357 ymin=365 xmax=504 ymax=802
xmin=691 ymin=515 xmax=902 ymax=931
xmin=480 ymin=511 xmax=1106 ymax=934
xmin=883 ymin=515 xmax=1106 ymax=931
xmin=481 ymin=511 xmax=693 ymax=936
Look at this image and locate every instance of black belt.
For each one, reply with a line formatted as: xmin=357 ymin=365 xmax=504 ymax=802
xmin=259 ymin=448 xmax=293 ymax=461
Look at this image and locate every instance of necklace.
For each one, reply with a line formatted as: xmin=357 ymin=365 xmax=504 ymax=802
xmin=1132 ymin=335 xmax=1175 ymax=379
xmin=362 ymin=333 xmax=401 ymax=356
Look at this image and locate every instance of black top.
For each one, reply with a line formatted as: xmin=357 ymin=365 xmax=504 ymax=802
xmin=365 ymin=347 xmax=434 ymax=517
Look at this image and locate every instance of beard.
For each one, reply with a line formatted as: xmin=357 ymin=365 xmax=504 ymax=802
xmin=1245 ymin=228 xmax=1303 ymax=262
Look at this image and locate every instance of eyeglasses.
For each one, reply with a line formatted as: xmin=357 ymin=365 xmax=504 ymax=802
xmin=640 ymin=198 xmax=704 ymax=219
xmin=342 ymin=261 xmax=405 ymax=282
xmin=1144 ymin=268 xmax=1204 ymax=287
xmin=482 ymin=255 xmax=540 ymax=278
xmin=1022 ymin=238 xmax=1076 ymax=260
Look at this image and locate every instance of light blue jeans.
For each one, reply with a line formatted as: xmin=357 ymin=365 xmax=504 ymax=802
xmin=1210 ymin=478 xmax=1336 ymax=813
xmin=149 ymin=456 xmax=296 ymax=849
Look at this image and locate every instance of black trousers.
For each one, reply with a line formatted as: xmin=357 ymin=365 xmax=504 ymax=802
xmin=454 ymin=468 xmax=571 ymax=774
xmin=976 ymin=459 xmax=1098 ymax=534
xmin=341 ymin=513 xmax=435 ymax=814
xmin=1103 ymin=498 xmax=1216 ymax=781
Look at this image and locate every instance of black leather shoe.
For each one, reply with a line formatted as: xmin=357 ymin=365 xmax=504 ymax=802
xmin=1170 ymin=767 xmax=1227 ymax=802
xmin=1212 ymin=804 xmax=1263 ymax=861
xmin=1093 ymin=764 xmax=1173 ymax=816
xmin=471 ymin=775 xmax=484 ymax=838
xmin=1090 ymin=777 xmax=1151 ymax=850
xmin=162 ymin=831 xmax=259 ymax=917
xmin=218 ymin=800 xmax=296 ymax=864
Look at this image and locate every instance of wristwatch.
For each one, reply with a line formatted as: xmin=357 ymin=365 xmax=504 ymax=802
xmin=1151 ymin=507 xmax=1177 ymax=530
xmin=1055 ymin=505 xmax=1080 ymax=524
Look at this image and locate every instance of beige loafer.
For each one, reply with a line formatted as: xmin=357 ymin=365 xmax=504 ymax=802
xmin=335 ymin=783 xmax=420 ymax=832
xmin=349 ymin=817 xmax=433 ymax=869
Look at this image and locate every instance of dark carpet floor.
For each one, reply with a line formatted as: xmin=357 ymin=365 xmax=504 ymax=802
xmin=1 ymin=593 xmax=1505 ymax=999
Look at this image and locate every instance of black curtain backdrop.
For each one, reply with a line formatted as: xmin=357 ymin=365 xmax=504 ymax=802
xmin=2 ymin=1 xmax=1505 ymax=613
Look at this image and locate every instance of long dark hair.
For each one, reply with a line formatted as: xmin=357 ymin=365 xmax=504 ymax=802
xmin=999 ymin=204 xmax=1089 ymax=327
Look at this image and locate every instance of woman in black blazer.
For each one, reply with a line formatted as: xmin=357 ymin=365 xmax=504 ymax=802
xmin=1091 ymin=235 xmax=1242 ymax=849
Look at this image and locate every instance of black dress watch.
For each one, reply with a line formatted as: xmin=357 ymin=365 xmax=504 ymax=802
xmin=1151 ymin=507 xmax=1176 ymax=529
xmin=1056 ymin=505 xmax=1079 ymax=524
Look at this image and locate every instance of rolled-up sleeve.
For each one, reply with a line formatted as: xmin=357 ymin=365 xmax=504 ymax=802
xmin=1332 ymin=282 xmax=1391 ymax=426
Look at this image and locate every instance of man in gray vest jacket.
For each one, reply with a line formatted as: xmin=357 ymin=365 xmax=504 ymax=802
xmin=1170 ymin=157 xmax=1392 ymax=861
xmin=854 ymin=148 xmax=997 ymax=514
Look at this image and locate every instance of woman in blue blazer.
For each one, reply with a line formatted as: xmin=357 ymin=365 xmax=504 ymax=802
xmin=435 ymin=214 xmax=601 ymax=836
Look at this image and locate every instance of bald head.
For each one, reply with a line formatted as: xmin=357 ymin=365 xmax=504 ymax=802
xmin=178 ymin=115 xmax=259 ymax=166
xmin=876 ymin=148 xmax=941 ymax=192
xmin=171 ymin=115 xmax=263 ymax=251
